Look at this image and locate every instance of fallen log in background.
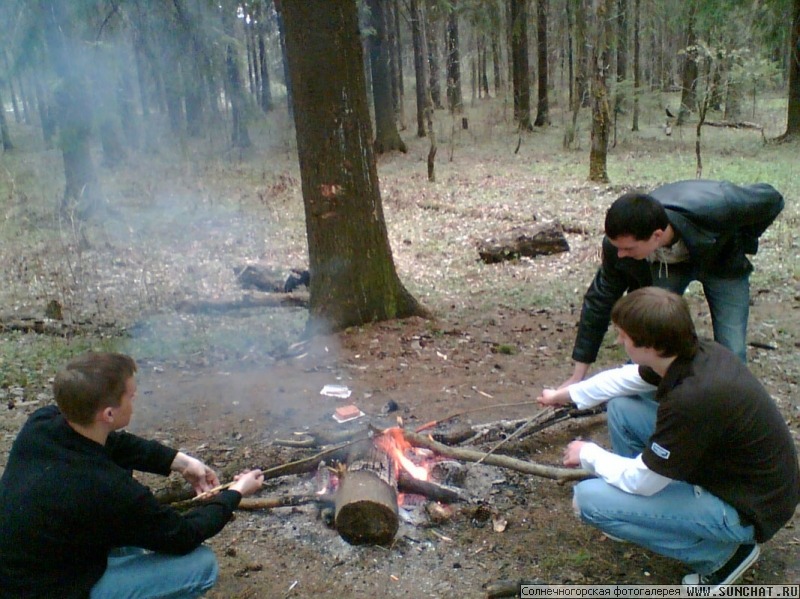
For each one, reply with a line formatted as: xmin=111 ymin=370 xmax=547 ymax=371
xmin=477 ymin=224 xmax=569 ymax=264
xmin=175 ymin=293 xmax=308 ymax=314
xmin=403 ymin=431 xmax=592 ymax=483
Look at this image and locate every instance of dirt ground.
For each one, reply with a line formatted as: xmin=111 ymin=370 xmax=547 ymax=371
xmin=125 ymin=300 xmax=799 ymax=598
xmin=1 ymin=117 xmax=799 ymax=597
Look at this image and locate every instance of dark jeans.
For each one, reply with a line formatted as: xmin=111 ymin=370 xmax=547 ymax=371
xmin=649 ymin=261 xmax=749 ymax=362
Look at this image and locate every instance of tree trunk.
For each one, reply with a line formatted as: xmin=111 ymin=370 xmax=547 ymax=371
xmin=367 ymin=0 xmax=407 ymax=154
xmin=273 ymin=0 xmax=293 ymax=119
xmin=0 ymin=88 xmax=12 ymax=151
xmin=510 ymin=0 xmax=533 ymax=130
xmin=783 ymin=0 xmax=800 ymax=138
xmin=588 ymin=0 xmax=612 ymax=183
xmin=534 ymin=0 xmax=550 ymax=126
xmin=677 ymin=1 xmax=698 ymax=125
xmin=220 ymin=3 xmax=251 ymax=149
xmin=280 ymin=0 xmax=428 ymax=333
xmin=2 ymin=51 xmax=22 ymax=124
xmin=631 ymin=0 xmax=640 ymax=131
xmin=615 ymin=0 xmax=628 ymax=115
xmin=426 ymin=4 xmax=443 ymax=109
xmin=445 ymin=3 xmax=463 ymax=113
xmin=387 ymin=0 xmax=405 ymax=128
xmin=42 ymin=0 xmax=102 ymax=219
xmin=258 ymin=25 xmax=273 ymax=113
xmin=409 ymin=0 xmax=431 ymax=137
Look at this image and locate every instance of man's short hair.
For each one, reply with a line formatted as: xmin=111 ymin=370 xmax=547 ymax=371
xmin=53 ymin=352 xmax=137 ymax=426
xmin=605 ymin=192 xmax=670 ymax=240
xmin=611 ymin=287 xmax=698 ymax=359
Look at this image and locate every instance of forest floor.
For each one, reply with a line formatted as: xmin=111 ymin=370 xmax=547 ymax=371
xmin=1 ymin=102 xmax=798 ymax=598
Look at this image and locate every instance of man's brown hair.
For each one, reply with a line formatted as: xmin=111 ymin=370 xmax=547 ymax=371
xmin=53 ymin=352 xmax=137 ymax=426
xmin=611 ymin=287 xmax=698 ymax=359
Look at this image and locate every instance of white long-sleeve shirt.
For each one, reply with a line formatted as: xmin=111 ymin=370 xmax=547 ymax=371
xmin=567 ymin=365 xmax=673 ymax=496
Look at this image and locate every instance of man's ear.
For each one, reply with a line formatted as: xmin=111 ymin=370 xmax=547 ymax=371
xmin=99 ymin=407 xmax=115 ymax=425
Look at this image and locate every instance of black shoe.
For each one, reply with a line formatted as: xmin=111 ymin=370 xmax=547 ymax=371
xmin=682 ymin=544 xmax=760 ymax=589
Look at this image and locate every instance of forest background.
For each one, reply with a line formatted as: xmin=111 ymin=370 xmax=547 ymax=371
xmin=0 ymin=0 xmax=798 ymax=596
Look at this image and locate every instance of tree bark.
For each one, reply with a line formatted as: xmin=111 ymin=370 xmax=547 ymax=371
xmin=615 ymin=0 xmax=628 ymax=115
xmin=783 ymin=0 xmax=800 ymax=138
xmin=367 ymin=0 xmax=407 ymax=154
xmin=280 ymin=0 xmax=428 ymax=333
xmin=677 ymin=1 xmax=698 ymax=125
xmin=510 ymin=0 xmax=533 ymax=130
xmin=426 ymin=2 xmax=443 ymax=109
xmin=534 ymin=0 xmax=550 ymax=126
xmin=631 ymin=0 xmax=640 ymax=131
xmin=41 ymin=0 xmax=102 ymax=219
xmin=588 ymin=0 xmax=612 ymax=183
xmin=445 ymin=2 xmax=463 ymax=113
xmin=409 ymin=0 xmax=431 ymax=137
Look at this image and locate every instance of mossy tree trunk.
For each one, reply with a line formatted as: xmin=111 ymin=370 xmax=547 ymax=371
xmin=280 ymin=0 xmax=427 ymax=333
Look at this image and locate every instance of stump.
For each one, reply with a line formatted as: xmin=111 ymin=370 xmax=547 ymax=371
xmin=477 ymin=224 xmax=569 ymax=264
xmin=334 ymin=440 xmax=399 ymax=545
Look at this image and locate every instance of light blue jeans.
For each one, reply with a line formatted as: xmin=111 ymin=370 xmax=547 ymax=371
xmin=90 ymin=546 xmax=218 ymax=598
xmin=573 ymin=395 xmax=756 ymax=576
xmin=650 ymin=261 xmax=750 ymax=363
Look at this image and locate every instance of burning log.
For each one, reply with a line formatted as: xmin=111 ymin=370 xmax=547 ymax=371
xmin=334 ymin=439 xmax=400 ymax=545
xmin=397 ymin=472 xmax=466 ymax=503
xmin=403 ymin=430 xmax=592 ymax=483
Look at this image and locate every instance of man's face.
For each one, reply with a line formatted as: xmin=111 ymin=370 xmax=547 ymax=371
xmin=111 ymin=376 xmax=137 ymax=430
xmin=608 ymin=232 xmax=663 ymax=260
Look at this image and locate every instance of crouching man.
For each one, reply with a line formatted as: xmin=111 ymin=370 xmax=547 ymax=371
xmin=0 ymin=352 xmax=264 ymax=598
xmin=538 ymin=288 xmax=799 ymax=589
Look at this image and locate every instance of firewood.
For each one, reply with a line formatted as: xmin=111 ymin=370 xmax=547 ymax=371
xmin=237 ymin=494 xmax=334 ymax=511
xmin=403 ymin=430 xmax=592 ymax=483
xmin=397 ymin=472 xmax=466 ymax=503
xmin=334 ymin=440 xmax=400 ymax=545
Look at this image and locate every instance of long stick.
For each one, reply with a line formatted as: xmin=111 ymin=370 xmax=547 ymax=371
xmin=403 ymin=430 xmax=592 ymax=483
xmin=414 ymin=400 xmax=542 ymax=432
xmin=191 ymin=436 xmax=370 ymax=502
xmin=474 ymin=406 xmax=555 ymax=465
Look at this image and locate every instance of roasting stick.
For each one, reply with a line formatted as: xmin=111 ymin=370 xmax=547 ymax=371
xmin=191 ymin=436 xmax=370 ymax=501
xmin=474 ymin=406 xmax=556 ymax=465
xmin=414 ymin=399 xmax=541 ymax=433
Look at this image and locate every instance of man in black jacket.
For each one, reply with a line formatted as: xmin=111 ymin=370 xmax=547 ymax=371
xmin=0 ymin=352 xmax=264 ymax=598
xmin=561 ymin=180 xmax=784 ymax=388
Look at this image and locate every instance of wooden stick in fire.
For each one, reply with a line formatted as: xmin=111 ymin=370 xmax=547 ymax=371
xmin=402 ymin=429 xmax=592 ymax=483
xmin=474 ymin=406 xmax=556 ymax=465
xmin=414 ymin=399 xmax=542 ymax=432
xmin=191 ymin=436 xmax=371 ymax=502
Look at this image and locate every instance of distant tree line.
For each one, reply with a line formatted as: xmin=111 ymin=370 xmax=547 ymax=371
xmin=0 ymin=0 xmax=797 ymax=205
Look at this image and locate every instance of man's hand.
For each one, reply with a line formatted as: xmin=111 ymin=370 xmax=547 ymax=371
xmin=229 ymin=469 xmax=264 ymax=497
xmin=557 ymin=362 xmax=591 ymax=390
xmin=171 ymin=452 xmax=220 ymax=495
xmin=537 ymin=387 xmax=572 ymax=407
xmin=563 ymin=440 xmax=586 ymax=468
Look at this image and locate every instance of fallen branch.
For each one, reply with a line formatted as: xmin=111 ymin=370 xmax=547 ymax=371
xmin=237 ymin=494 xmax=333 ymax=511
xmin=403 ymin=430 xmax=592 ymax=483
xmin=415 ymin=400 xmax=542 ymax=433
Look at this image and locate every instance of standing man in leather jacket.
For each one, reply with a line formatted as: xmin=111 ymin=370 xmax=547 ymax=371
xmin=561 ymin=180 xmax=784 ymax=388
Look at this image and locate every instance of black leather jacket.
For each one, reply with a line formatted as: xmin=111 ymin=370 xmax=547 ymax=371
xmin=571 ymin=180 xmax=784 ymax=364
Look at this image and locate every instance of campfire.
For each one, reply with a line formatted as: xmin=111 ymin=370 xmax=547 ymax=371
xmin=329 ymin=427 xmax=456 ymax=545
xmin=166 ymin=407 xmax=601 ymax=550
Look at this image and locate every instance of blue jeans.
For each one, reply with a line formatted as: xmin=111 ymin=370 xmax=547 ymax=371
xmin=573 ymin=396 xmax=756 ymax=576
xmin=90 ymin=546 xmax=218 ymax=598
xmin=649 ymin=261 xmax=749 ymax=363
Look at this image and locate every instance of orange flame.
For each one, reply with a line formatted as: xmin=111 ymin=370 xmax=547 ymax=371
xmin=376 ymin=428 xmax=430 ymax=481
